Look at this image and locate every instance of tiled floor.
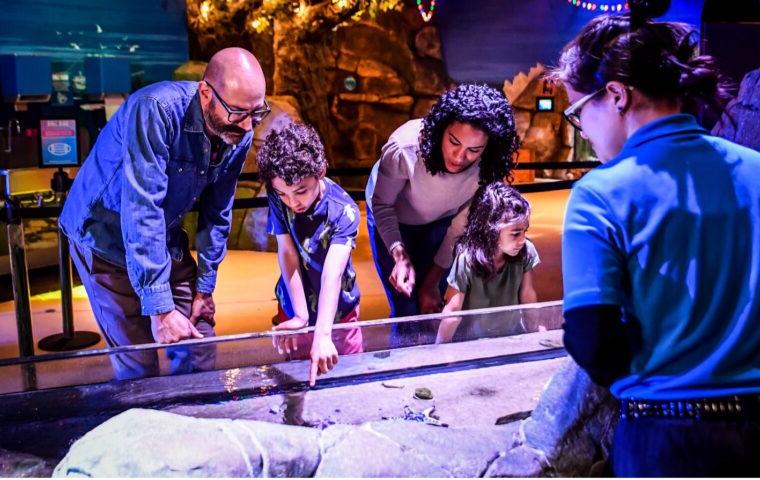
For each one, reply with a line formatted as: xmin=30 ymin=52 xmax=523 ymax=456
xmin=0 ymin=191 xmax=569 ymax=360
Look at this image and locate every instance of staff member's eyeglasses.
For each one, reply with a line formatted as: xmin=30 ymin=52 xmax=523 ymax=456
xmin=563 ymin=87 xmax=605 ymax=131
xmin=205 ymin=81 xmax=271 ymax=125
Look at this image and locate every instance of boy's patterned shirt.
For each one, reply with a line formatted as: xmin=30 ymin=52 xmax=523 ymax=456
xmin=267 ymin=178 xmax=361 ymax=325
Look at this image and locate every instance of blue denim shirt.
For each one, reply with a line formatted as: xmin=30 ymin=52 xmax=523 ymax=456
xmin=59 ymin=81 xmax=251 ymax=315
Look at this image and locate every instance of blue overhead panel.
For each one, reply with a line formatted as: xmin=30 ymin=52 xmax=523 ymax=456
xmin=0 ymin=0 xmax=189 ymax=89
xmin=436 ymin=0 xmax=703 ymax=84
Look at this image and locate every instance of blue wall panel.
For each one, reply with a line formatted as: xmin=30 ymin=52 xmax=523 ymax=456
xmin=0 ymin=0 xmax=189 ymax=89
xmin=436 ymin=0 xmax=703 ymax=84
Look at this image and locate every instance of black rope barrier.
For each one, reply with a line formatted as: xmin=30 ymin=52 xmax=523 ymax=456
xmin=238 ymin=161 xmax=599 ymax=182
xmin=6 ymin=160 xmax=595 ymax=219
xmin=7 ymin=178 xmax=580 ymax=219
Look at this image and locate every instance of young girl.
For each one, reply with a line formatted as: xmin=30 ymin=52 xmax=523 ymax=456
xmin=435 ymin=181 xmax=539 ymax=343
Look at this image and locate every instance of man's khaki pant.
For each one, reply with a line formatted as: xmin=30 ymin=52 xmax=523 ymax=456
xmin=69 ymin=239 xmax=215 ymax=381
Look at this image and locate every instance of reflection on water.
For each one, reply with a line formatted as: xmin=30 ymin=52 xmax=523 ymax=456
xmin=223 ymin=368 xmax=241 ymax=394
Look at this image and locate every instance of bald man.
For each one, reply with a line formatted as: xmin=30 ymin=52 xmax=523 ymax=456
xmin=60 ymin=48 xmax=268 ymax=380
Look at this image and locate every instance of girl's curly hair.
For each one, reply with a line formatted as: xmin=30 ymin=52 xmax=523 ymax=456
xmin=456 ymin=181 xmax=531 ymax=279
xmin=256 ymin=122 xmax=327 ymax=186
xmin=418 ymin=84 xmax=520 ymax=183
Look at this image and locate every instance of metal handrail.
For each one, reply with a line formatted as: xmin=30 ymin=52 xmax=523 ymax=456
xmin=0 ymin=300 xmax=563 ymax=368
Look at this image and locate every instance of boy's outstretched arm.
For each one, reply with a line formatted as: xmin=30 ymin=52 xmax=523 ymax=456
xmin=273 ymin=234 xmax=310 ymax=354
xmin=311 ymin=243 xmax=353 ymax=386
xmin=435 ymin=286 xmax=465 ymax=344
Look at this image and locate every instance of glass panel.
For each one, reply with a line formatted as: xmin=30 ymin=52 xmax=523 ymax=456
xmin=1 ymin=302 xmax=567 ymax=460
xmin=0 ymin=301 xmax=564 ymax=396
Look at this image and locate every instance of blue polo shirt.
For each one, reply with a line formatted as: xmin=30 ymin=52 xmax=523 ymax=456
xmin=563 ymin=114 xmax=760 ymax=400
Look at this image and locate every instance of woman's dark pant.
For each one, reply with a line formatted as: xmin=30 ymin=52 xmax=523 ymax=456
xmin=612 ymin=416 xmax=760 ymax=476
xmin=366 ymin=206 xmax=452 ymax=348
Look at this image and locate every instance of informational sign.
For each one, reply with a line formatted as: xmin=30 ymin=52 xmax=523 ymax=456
xmin=40 ymin=119 xmax=79 ymax=167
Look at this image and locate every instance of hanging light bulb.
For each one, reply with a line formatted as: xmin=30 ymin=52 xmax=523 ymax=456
xmin=200 ymin=0 xmax=211 ymax=21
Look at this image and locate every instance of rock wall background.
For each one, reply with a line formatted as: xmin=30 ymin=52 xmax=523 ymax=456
xmin=188 ymin=0 xmax=452 ymax=171
xmin=183 ymin=1 xmax=593 ymax=251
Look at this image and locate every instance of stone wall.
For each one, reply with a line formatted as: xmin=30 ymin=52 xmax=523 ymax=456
xmin=503 ymin=64 xmax=576 ymax=181
xmin=712 ymin=67 xmax=760 ymax=150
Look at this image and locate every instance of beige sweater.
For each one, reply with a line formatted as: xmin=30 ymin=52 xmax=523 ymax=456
xmin=365 ymin=119 xmax=480 ymax=269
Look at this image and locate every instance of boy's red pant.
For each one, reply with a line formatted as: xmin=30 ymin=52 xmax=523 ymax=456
xmin=276 ymin=306 xmax=364 ymax=360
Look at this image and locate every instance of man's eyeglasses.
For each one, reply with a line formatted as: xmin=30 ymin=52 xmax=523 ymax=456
xmin=205 ymin=81 xmax=271 ymax=125
xmin=563 ymin=87 xmax=605 ymax=131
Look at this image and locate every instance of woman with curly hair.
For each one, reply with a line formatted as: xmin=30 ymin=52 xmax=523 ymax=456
xmin=364 ymin=83 xmax=519 ymax=346
xmin=553 ymin=0 xmax=760 ymax=475
xmin=435 ymin=182 xmax=539 ymax=344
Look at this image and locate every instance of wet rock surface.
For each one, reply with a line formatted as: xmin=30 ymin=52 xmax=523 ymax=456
xmin=53 ymin=409 xmax=519 ymax=478
xmin=53 ymin=409 xmax=321 ymax=478
xmin=487 ymin=359 xmax=618 ymax=477
xmin=0 ymin=448 xmax=55 ymax=478
xmin=50 ymin=357 xmax=616 ymax=477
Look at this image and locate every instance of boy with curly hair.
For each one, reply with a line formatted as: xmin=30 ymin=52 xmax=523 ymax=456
xmin=257 ymin=122 xmax=363 ymax=386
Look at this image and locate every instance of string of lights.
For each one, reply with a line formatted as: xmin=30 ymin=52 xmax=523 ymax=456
xmin=566 ymin=0 xmax=629 ymax=12
xmin=416 ymin=0 xmax=436 ymax=22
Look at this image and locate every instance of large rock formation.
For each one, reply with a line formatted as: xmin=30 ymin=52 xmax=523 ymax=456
xmin=485 ymin=359 xmax=618 ymax=477
xmin=712 ymin=68 xmax=760 ymax=150
xmin=188 ymin=5 xmax=452 ymax=170
xmin=52 ymin=359 xmax=617 ymax=477
xmin=53 ymin=409 xmax=518 ymax=477
xmin=503 ymin=64 xmax=576 ymax=182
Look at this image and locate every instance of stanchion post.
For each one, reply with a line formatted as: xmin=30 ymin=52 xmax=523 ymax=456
xmin=58 ymin=227 xmax=75 ymax=337
xmin=3 ymin=198 xmax=35 ymax=357
xmin=38 ymin=169 xmax=101 ymax=352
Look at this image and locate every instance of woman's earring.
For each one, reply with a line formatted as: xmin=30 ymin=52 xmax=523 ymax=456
xmin=617 ymin=107 xmax=624 ymax=116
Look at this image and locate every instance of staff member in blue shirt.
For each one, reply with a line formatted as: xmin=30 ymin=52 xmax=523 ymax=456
xmin=550 ymin=0 xmax=760 ymax=475
xmin=59 ymin=48 xmax=269 ymax=380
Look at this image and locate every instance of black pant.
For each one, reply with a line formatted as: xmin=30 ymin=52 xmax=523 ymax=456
xmin=613 ymin=416 xmax=760 ymax=476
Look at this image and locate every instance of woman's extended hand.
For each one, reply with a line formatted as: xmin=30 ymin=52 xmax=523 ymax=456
xmin=389 ymin=245 xmax=416 ymax=297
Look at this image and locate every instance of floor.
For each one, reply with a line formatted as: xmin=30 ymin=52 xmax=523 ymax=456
xmin=0 ymin=190 xmax=570 ymax=361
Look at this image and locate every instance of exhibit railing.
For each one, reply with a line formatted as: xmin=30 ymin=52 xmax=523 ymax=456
xmin=0 ymin=300 xmax=565 ymax=396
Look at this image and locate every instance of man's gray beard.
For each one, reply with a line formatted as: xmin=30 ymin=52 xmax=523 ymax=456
xmin=219 ymin=130 xmax=244 ymax=145
xmin=204 ymin=109 xmax=245 ymax=145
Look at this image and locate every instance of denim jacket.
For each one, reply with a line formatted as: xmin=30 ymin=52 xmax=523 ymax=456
xmin=59 ymin=81 xmax=251 ymax=315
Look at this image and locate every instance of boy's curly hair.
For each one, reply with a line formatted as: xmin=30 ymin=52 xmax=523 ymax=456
xmin=456 ymin=181 xmax=531 ymax=279
xmin=418 ymin=84 xmax=520 ymax=183
xmin=256 ymin=122 xmax=327 ymax=186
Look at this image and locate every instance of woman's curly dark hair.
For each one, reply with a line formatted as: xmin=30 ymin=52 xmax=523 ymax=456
xmin=456 ymin=181 xmax=531 ymax=279
xmin=418 ymin=84 xmax=520 ymax=183
xmin=256 ymin=122 xmax=327 ymax=186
